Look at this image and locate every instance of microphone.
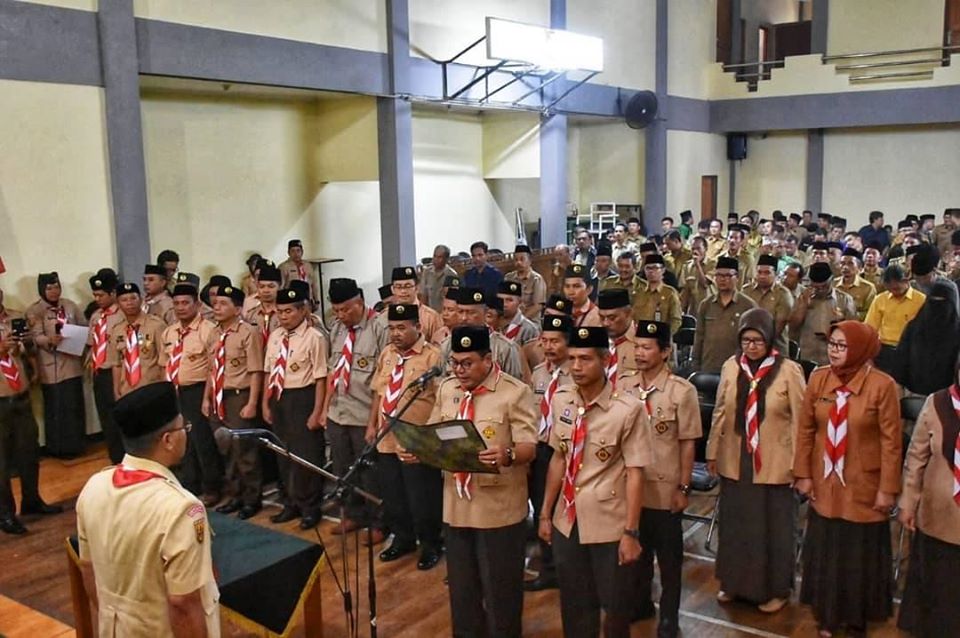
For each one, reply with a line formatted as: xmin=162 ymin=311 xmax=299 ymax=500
xmin=410 ymin=365 xmax=443 ymax=387
xmin=230 ymin=428 xmax=278 ymax=441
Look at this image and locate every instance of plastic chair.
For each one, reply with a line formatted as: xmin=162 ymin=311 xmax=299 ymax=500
xmin=799 ymin=359 xmax=818 ymax=380
xmin=680 ymin=314 xmax=697 ymax=331
xmin=684 ymin=371 xmax=723 ymax=550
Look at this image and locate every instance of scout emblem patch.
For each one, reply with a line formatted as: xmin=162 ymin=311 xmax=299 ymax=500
xmin=482 ymin=426 xmax=496 ymax=439
xmin=290 ymin=362 xmax=300 ymax=372
xmin=194 ymin=518 xmax=205 ymax=543
xmin=655 ymin=421 xmax=669 ymax=434
xmin=559 ymin=407 xmax=572 ymax=424
xmin=357 ymin=357 xmax=368 ymax=368
xmin=596 ymin=447 xmax=611 ymax=462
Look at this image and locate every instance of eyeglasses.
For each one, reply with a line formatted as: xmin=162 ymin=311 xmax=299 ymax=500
xmin=740 ymin=337 xmax=766 ymax=348
xmin=714 ymin=272 xmax=736 ymax=279
xmin=826 ymin=340 xmax=848 ymax=352
xmin=450 ymin=358 xmax=478 ymax=370
xmin=392 ymin=283 xmax=416 ymax=291
xmin=167 ymin=422 xmax=193 ymax=435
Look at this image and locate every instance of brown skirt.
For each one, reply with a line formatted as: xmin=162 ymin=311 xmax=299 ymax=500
xmin=898 ymin=529 xmax=960 ymax=637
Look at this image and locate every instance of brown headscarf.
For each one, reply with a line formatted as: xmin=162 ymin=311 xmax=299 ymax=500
xmin=830 ymin=320 xmax=881 ymax=383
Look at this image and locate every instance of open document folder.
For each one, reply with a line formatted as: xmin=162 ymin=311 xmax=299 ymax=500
xmin=391 ymin=419 xmax=499 ymax=474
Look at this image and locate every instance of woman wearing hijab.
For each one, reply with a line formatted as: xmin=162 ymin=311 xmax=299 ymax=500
xmin=894 ymin=281 xmax=960 ymax=396
xmin=706 ymin=308 xmax=806 ymax=613
xmin=794 ymin=321 xmax=902 ymax=637
xmin=897 ymin=361 xmax=960 ymax=637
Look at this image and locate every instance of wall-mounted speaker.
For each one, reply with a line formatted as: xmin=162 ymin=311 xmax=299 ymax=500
xmin=727 ymin=133 xmax=747 ymax=160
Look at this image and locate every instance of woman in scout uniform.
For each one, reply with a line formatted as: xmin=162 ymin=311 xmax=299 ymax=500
xmin=109 ymin=282 xmax=167 ymax=399
xmin=707 ymin=308 xmax=806 ymax=613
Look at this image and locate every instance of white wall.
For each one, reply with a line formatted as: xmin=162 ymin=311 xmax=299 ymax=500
xmin=827 ymin=0 xmax=944 ymax=55
xmin=668 ymin=0 xmax=718 ymax=99
xmin=18 ymin=0 xmax=96 ymax=9
xmin=734 ymin=132 xmax=807 ymax=214
xmin=822 ymin=125 xmax=960 ymax=227
xmin=569 ymin=119 xmax=645 ymax=215
xmin=567 ymin=0 xmax=656 ymax=90
xmin=666 ymin=130 xmax=730 ymax=218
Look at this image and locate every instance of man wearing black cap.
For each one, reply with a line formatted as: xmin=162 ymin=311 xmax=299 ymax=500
xmin=161 ymin=284 xmax=220 ymax=504
xmin=200 ymin=275 xmax=232 ymax=314
xmin=625 ymin=217 xmax=646 ymax=246
xmin=368 ymin=303 xmax=444 ymax=569
xmin=174 ymin=272 xmax=207 ymax=319
xmin=87 ymin=269 xmax=126 ymax=464
xmin=787 ymin=212 xmax=808 ymax=243
xmin=598 ymin=289 xmax=639 ymax=385
xmin=204 ymin=285 xmax=264 ymax=520
xmin=563 ymin=264 xmax=602 ymax=328
xmin=858 ymin=211 xmax=890 ymax=253
xmin=632 ymin=254 xmax=683 ymax=335
xmin=26 ymin=272 xmax=87 ymax=458
xmin=816 ymin=213 xmax=832 ymax=233
xmin=592 ymin=242 xmax=616 ymax=291
xmin=428 ymin=325 xmax=537 ymax=637
xmin=76 ymin=382 xmax=220 ymax=637
xmin=834 ymin=249 xmax=877 ymax=320
xmin=279 ymin=239 xmax=320 ymax=306
xmin=419 ymin=245 xmax=458 ymax=313
xmin=693 ymin=257 xmax=757 ymax=373
xmin=242 ymin=260 xmax=282 ymax=353
xmin=108 ymin=283 xmax=170 ymax=399
xmin=142 ymin=264 xmax=176 ymax=325
xmin=788 ymin=261 xmax=857 ymax=364
xmin=620 ymin=321 xmax=700 ymax=638
xmin=320 ymin=278 xmax=386 ymax=535
xmin=918 ymin=213 xmax=936 ymax=242
xmin=497 ymin=280 xmax=541 ymax=352
xmin=539 ymin=326 xmax=652 ymax=638
xmin=438 ymin=287 xmax=459 ymax=343
xmin=719 ymin=224 xmax=756 ymax=286
xmin=743 ymin=254 xmax=795 ymax=352
xmin=387 ymin=267 xmax=443 ymax=345
xmin=440 ymin=287 xmax=524 ymax=381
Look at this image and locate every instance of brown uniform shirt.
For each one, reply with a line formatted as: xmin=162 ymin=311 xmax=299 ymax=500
xmin=572 ymin=300 xmax=602 ymax=328
xmin=26 ymin=298 xmax=86 ymax=383
xmin=0 ymin=309 xmax=30 ymax=397
xmin=87 ymin=305 xmax=125 ymax=370
xmin=664 ymin=247 xmax=692 ymax=277
xmin=610 ymin=325 xmax=640 ymax=379
xmin=430 ymin=369 xmax=538 ymax=529
xmin=242 ymin=302 xmax=281 ymax=354
xmin=679 ymin=259 xmax=717 ymax=316
xmin=160 ymin=315 xmax=216 ymax=387
xmin=370 ymin=335 xmax=442 ymax=454
xmin=693 ymin=292 xmax=757 ymax=373
xmin=932 ymin=222 xmax=956 ymax=258
xmin=278 ymin=258 xmax=321 ymax=303
xmin=263 ymin=319 xmax=329 ymax=390
xmin=548 ymin=383 xmax=653 ymax=543
xmin=530 ymin=361 xmax=574 ymax=442
xmin=505 ymin=269 xmax=548 ymax=322
xmin=706 ymin=357 xmax=806 ymax=484
xmin=620 ymin=368 xmax=701 ymax=510
xmin=631 ymin=282 xmax=682 ymax=334
xmin=419 ymin=263 xmax=459 ymax=313
xmin=741 ymin=282 xmax=794 ymax=352
xmin=705 ymin=236 xmax=727 ymax=261
xmin=107 ymin=314 xmax=168 ymax=397
xmin=860 ymin=266 xmax=884 ymax=293
xmin=500 ymin=313 xmax=540 ymax=346
xmin=206 ymin=321 xmax=263 ymax=390
xmin=793 ymin=290 xmax=857 ymax=365
xmin=834 ymin=276 xmax=877 ymax=321
xmin=794 ymin=364 xmax=902 ymax=524
xmin=143 ymin=293 xmax=176 ymax=326
xmin=326 ymin=311 xmax=385 ymax=425
xmin=718 ymin=249 xmax=756 ymax=286
xmin=377 ymin=303 xmax=444 ymax=346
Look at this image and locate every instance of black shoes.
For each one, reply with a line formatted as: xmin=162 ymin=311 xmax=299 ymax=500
xmin=299 ymin=513 xmax=320 ymax=529
xmin=523 ymin=572 xmax=559 ymax=592
xmin=417 ymin=546 xmax=443 ymax=571
xmin=216 ymin=499 xmax=242 ymax=514
xmin=238 ymin=504 xmax=261 ymax=520
xmin=270 ymin=506 xmax=300 ymax=524
xmin=379 ymin=541 xmax=417 ymax=562
xmin=0 ymin=514 xmax=27 ymax=535
xmin=20 ymin=500 xmax=63 ymax=516
xmin=657 ymin=616 xmax=679 ymax=638
xmin=632 ymin=600 xmax=657 ymax=622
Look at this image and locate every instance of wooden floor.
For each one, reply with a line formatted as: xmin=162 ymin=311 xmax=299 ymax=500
xmin=0 ymin=445 xmax=911 ymax=637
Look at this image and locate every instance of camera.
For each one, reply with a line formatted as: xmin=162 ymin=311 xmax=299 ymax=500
xmin=10 ymin=318 xmax=27 ymax=338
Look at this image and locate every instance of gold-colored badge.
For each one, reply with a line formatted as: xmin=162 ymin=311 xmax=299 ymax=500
xmin=290 ymin=362 xmax=300 ymax=372
xmin=94 ymin=279 xmax=102 ymax=286
xmin=358 ymin=357 xmax=368 ymax=368
xmin=646 ymin=323 xmax=657 ymax=334
xmin=655 ymin=421 xmax=669 ymax=434
xmin=230 ymin=358 xmax=241 ymax=367
xmin=451 ymin=278 xmax=460 ymax=287
xmin=577 ymin=406 xmax=586 ymax=416
xmin=482 ymin=426 xmax=496 ymax=439
xmin=288 ymin=290 xmax=296 ymax=299
xmin=405 ymin=267 xmax=413 ymax=275
xmin=559 ymin=440 xmax=569 ymax=453
xmin=460 ymin=336 xmax=472 ymax=348
xmin=596 ymin=447 xmax=611 ymax=462
xmin=578 ymin=328 xmax=589 ymax=339
xmin=224 ymin=286 xmax=233 ymax=294
xmin=472 ymin=292 xmax=483 ymax=302
xmin=551 ymin=318 xmax=562 ymax=328
xmin=397 ymin=305 xmax=405 ymax=314
xmin=194 ymin=519 xmax=205 ymax=543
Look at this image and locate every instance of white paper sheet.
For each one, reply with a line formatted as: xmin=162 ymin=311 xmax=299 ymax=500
xmin=56 ymin=324 xmax=90 ymax=357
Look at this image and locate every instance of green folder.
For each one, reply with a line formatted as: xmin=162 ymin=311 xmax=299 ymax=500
xmin=391 ymin=419 xmax=499 ymax=474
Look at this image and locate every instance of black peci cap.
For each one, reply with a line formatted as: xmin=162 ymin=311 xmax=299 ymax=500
xmin=113 ymin=382 xmax=181 ymax=439
xmin=568 ymin=326 xmax=608 ymax=349
xmin=597 ymin=288 xmax=630 ymax=310
xmin=451 ymin=325 xmax=490 ymax=353
xmin=387 ymin=303 xmax=420 ymax=322
xmin=498 ymin=280 xmax=522 ymax=297
xmin=542 ymin=315 xmax=572 ymax=334
xmin=329 ymin=278 xmax=361 ymax=304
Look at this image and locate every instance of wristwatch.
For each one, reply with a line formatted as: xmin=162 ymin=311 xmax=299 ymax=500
xmin=623 ymin=528 xmax=641 ymax=540
xmin=678 ymin=483 xmax=691 ymax=496
xmin=504 ymin=447 xmax=515 ymax=467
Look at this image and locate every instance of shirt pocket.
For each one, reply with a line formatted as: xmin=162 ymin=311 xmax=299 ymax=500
xmin=587 ymin=434 xmax=621 ymax=466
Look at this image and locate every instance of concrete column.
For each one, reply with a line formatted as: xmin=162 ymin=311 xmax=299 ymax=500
xmin=806 ymin=129 xmax=824 ymax=213
xmin=539 ymin=0 xmax=568 ymax=248
xmin=643 ymin=0 xmax=669 ymax=226
xmin=811 ymin=0 xmax=829 ymax=55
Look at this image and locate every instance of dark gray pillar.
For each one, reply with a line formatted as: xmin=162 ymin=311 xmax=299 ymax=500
xmin=643 ymin=0 xmax=668 ymax=225
xmin=98 ymin=0 xmax=150 ymax=280
xmin=539 ymin=0 xmax=568 ymax=248
xmin=729 ymin=160 xmax=737 ymax=214
xmin=730 ymin=0 xmax=743 ymax=65
xmin=811 ymin=0 xmax=829 ymax=55
xmin=378 ymin=0 xmax=416 ymax=276
xmin=806 ymin=129 xmax=824 ymax=213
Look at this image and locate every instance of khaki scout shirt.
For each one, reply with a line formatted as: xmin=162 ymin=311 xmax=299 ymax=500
xmin=664 ymin=247 xmax=693 ymax=277
xmin=26 ymin=298 xmax=86 ymax=384
xmin=87 ymin=305 xmax=124 ymax=370
xmin=439 ymin=330 xmax=523 ymax=381
xmin=501 ymin=313 xmax=540 ymax=346
xmin=860 ymin=266 xmax=884 ymax=293
xmin=160 ymin=315 xmax=216 ymax=387
xmin=278 ymin=258 xmax=321 ymax=303
xmin=77 ymin=454 xmax=220 ymax=638
xmin=377 ymin=303 xmax=444 ymax=346
xmin=505 ymin=269 xmax=547 ymax=322
xmin=206 ymin=320 xmax=263 ymax=390
xmin=620 ymin=368 xmax=701 ymax=510
xmin=143 ymin=293 xmax=176 ymax=326
xmin=631 ymin=282 xmax=682 ymax=334
xmin=742 ymin=283 xmax=794 ymax=351
xmin=705 ymin=236 xmax=727 ymax=261
xmin=370 ymin=335 xmax=442 ymax=454
xmin=107 ymin=314 xmax=168 ymax=397
xmin=530 ymin=361 xmax=574 ymax=442
xmin=419 ymin=263 xmax=458 ymax=312
xmin=693 ymin=292 xmax=757 ymax=373
xmin=795 ymin=290 xmax=857 ymax=364
xmin=0 ymin=309 xmax=30 ymax=397
xmin=610 ymin=324 xmax=640 ymax=379
xmin=834 ymin=276 xmax=877 ymax=321
xmin=326 ymin=311 xmax=386 ymax=425
xmin=264 ymin=319 xmax=328 ymax=390
xmin=430 ymin=369 xmax=538 ymax=529
xmin=548 ymin=383 xmax=653 ymax=543
xmin=242 ymin=302 xmax=281 ymax=350
xmin=572 ymin=300 xmax=602 ymax=328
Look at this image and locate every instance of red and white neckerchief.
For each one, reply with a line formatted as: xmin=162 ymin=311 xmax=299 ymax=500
xmin=562 ymin=401 xmax=594 ymax=522
xmin=123 ymin=324 xmax=142 ymax=387
xmin=212 ymin=331 xmax=228 ymax=419
xmin=949 ymin=385 xmax=960 ymax=506
xmin=297 ymin=262 xmax=307 ymax=281
xmin=454 ymin=382 xmax=492 ymax=500
xmin=539 ymin=365 xmax=562 ymax=438
xmin=267 ymin=332 xmax=290 ymax=400
xmin=573 ymin=301 xmax=595 ymax=326
xmin=91 ymin=307 xmax=116 ymax=370
xmin=0 ymin=350 xmax=23 ymax=392
xmin=824 ymin=385 xmax=852 ymax=485
xmin=54 ymin=305 xmax=67 ymax=330
xmin=165 ymin=325 xmax=191 ymax=385
xmin=330 ymin=325 xmax=358 ymax=396
xmin=636 ymin=381 xmax=657 ymax=417
xmin=738 ymin=350 xmax=778 ymax=475
xmin=112 ymin=464 xmax=162 ymax=488
xmin=606 ymin=336 xmax=627 ymax=386
xmin=259 ymin=309 xmax=274 ymax=348
xmin=380 ymin=350 xmax=414 ymax=426
xmin=503 ymin=319 xmax=522 ymax=342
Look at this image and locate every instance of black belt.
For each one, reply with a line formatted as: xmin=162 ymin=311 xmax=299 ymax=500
xmin=0 ymin=392 xmax=28 ymax=405
xmin=223 ymin=388 xmax=250 ymax=396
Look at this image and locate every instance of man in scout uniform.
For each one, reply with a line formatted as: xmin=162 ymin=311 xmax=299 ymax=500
xmin=26 ymin=271 xmax=87 ymax=458
xmin=109 ymin=283 xmax=169 ymax=398
xmin=387 ymin=266 xmax=443 ymax=345
xmin=620 ymin=321 xmax=700 ymax=638
xmin=538 ymin=326 xmax=652 ymax=638
xmin=834 ymin=248 xmax=877 ymax=320
xmin=261 ymin=285 xmax=328 ymax=529
xmin=87 ymin=269 xmax=126 ymax=464
xmin=204 ymin=285 xmax=264 ymax=520
xmin=592 ymin=242 xmax=617 ymax=294
xmin=437 ymin=286 xmax=460 ymax=344
xmin=242 ymin=260 xmax=282 ymax=352
xmin=742 ymin=254 xmax=794 ymax=353
xmin=279 ymin=239 xmax=320 ymax=306
xmin=143 ymin=264 xmax=176 ymax=325
xmin=598 ymin=288 xmax=639 ymax=385
xmin=418 ymin=244 xmax=458 ymax=312
xmin=861 ymin=243 xmax=885 ymax=292
xmin=563 ymin=264 xmax=601 ymax=327
xmin=0 ymin=288 xmax=61 ymax=535
xmin=497 ymin=279 xmax=542 ymax=369
xmin=679 ymin=236 xmax=717 ymax=315
xmin=524 ymin=314 xmax=575 ymax=592
xmin=719 ymin=224 xmax=756 ymax=286
xmin=438 ymin=287 xmax=524 ymax=381
xmin=320 ymin=278 xmax=386 ymax=537
xmin=787 ymin=261 xmax=857 ymax=365
xmin=426 ymin=325 xmax=537 ymax=637
xmin=366 ymin=303 xmax=444 ymax=570
xmin=632 ymin=254 xmax=683 ymax=335
xmin=505 ymin=244 xmax=547 ymax=322
xmin=161 ymin=283 xmax=220 ymax=504
xmin=693 ymin=257 xmax=758 ymax=373
xmin=76 ymin=382 xmax=220 ymax=637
